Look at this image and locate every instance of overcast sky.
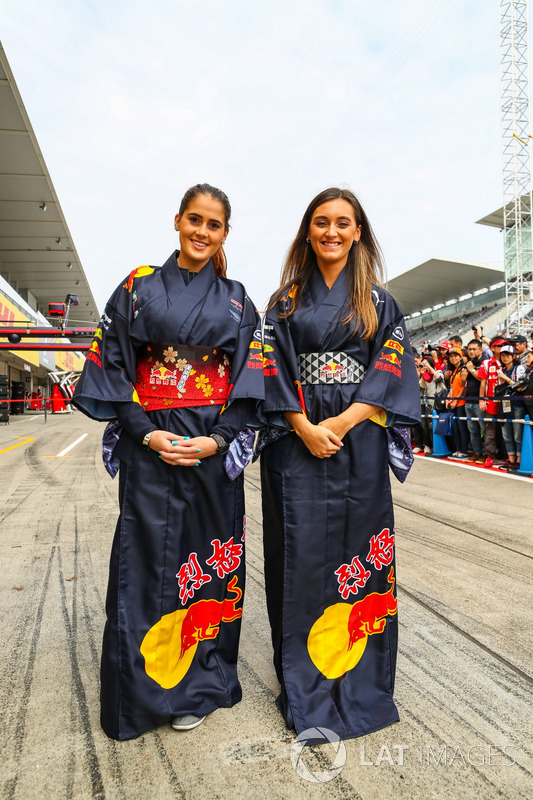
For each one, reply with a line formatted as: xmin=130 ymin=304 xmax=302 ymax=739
xmin=3 ymin=0 xmax=512 ymax=316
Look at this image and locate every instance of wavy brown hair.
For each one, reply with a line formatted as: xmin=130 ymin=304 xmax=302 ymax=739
xmin=178 ymin=183 xmax=231 ymax=277
xmin=269 ymin=188 xmax=385 ymax=339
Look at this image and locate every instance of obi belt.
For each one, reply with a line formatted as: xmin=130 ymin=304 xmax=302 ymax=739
xmin=297 ymin=351 xmax=366 ymax=385
xmin=135 ymin=343 xmax=230 ymax=411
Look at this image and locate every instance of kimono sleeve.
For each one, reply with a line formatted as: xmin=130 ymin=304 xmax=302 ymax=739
xmin=220 ymin=292 xmax=265 ymax=408
xmin=72 ymin=279 xmax=142 ymax=421
xmin=354 ymin=296 xmax=420 ymax=427
xmin=258 ymin=305 xmax=303 ymax=424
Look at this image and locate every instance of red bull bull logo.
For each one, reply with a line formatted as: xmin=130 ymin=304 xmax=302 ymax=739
xmin=150 ymin=365 xmax=178 ymax=385
xmin=379 ymin=352 xmax=401 ymax=366
xmin=140 ymin=576 xmax=243 ymax=689
xmin=179 ymin=575 xmax=242 ymax=657
xmin=320 ymin=361 xmax=347 ymax=380
xmin=347 ymin=568 xmax=396 ymax=649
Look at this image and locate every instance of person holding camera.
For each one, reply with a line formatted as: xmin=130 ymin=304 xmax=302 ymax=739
xmin=412 ymin=351 xmax=444 ymax=453
xmin=497 ymin=345 xmax=526 ymax=471
xmin=463 ymin=339 xmax=485 ymax=464
xmin=472 ymin=325 xmax=493 ymax=360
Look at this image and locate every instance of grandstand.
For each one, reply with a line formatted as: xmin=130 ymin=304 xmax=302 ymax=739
xmin=386 ymin=257 xmax=512 ymax=348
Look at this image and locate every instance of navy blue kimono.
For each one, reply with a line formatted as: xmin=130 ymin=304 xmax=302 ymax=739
xmin=73 ymin=252 xmax=263 ymax=740
xmin=259 ymin=267 xmax=419 ymax=742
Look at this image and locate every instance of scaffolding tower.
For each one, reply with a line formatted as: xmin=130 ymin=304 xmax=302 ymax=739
xmin=500 ymin=0 xmax=533 ymax=334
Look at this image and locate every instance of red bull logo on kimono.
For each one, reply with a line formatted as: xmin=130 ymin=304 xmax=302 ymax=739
xmin=320 ymin=361 xmax=348 ymax=380
xmin=375 ymin=350 xmax=402 ymax=378
xmin=307 ymin=528 xmax=397 ymax=680
xmin=139 ymin=537 xmax=243 ymax=689
xmin=149 ymin=365 xmax=178 ymax=385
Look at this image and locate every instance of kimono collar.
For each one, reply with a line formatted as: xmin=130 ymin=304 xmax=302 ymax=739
xmin=309 ymin=264 xmax=349 ymax=309
xmin=154 ymin=251 xmax=217 ymax=342
xmin=160 ymin=250 xmax=216 ymax=302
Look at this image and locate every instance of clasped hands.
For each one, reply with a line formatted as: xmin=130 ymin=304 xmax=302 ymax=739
xmin=147 ymin=430 xmax=218 ymax=466
xmin=286 ymin=403 xmax=381 ymax=459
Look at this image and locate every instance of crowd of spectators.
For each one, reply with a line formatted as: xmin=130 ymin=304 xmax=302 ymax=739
xmin=411 ymin=325 xmax=533 ymax=473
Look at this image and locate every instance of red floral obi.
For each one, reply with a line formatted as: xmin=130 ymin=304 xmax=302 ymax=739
xmin=135 ymin=343 xmax=231 ymax=411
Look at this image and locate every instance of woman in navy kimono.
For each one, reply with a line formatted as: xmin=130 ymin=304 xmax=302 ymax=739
xmin=73 ymin=184 xmax=263 ymax=740
xmin=260 ymin=188 xmax=419 ymax=742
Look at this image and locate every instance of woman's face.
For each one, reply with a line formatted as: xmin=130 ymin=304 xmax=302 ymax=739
xmin=449 ymin=353 xmax=461 ymax=366
xmin=500 ymin=352 xmax=514 ymax=367
xmin=307 ymin=198 xmax=361 ymax=272
xmin=174 ymin=194 xmax=228 ymax=271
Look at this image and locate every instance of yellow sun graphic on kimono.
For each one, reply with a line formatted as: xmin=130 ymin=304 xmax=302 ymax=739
xmin=140 ymin=576 xmax=243 ymax=689
xmin=307 ymin=568 xmax=397 ymax=680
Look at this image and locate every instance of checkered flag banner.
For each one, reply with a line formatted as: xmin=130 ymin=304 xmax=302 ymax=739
xmin=297 ymin=351 xmax=366 ymax=385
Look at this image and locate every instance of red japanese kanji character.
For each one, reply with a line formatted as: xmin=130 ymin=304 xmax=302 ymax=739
xmin=176 ymin=552 xmax=211 ymax=604
xmin=206 ymin=537 xmax=243 ymax=579
xmin=366 ymin=528 xmax=395 ymax=570
xmin=334 ymin=556 xmax=371 ymax=599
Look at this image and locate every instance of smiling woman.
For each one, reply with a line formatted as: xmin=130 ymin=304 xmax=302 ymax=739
xmin=259 ymin=187 xmax=420 ymax=744
xmin=72 ymin=182 xmax=264 ymax=740
xmin=306 ymin=198 xmax=362 ymax=276
xmin=174 ymin=187 xmax=229 ymax=274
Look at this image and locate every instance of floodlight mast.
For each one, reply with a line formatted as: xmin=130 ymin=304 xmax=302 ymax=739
xmin=500 ymin=0 xmax=533 ymax=334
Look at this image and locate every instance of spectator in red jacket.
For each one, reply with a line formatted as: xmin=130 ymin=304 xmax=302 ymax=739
xmin=478 ymin=338 xmax=508 ymax=468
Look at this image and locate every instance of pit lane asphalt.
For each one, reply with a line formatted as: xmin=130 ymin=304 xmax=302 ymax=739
xmin=0 ymin=413 xmax=531 ymax=800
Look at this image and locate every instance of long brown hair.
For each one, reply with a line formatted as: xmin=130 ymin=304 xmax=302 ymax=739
xmin=178 ymin=183 xmax=231 ymax=277
xmin=269 ymin=188 xmax=385 ymax=339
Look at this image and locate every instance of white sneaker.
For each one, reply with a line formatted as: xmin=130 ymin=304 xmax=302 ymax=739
xmin=171 ymin=714 xmax=206 ymax=731
xmin=413 ymin=447 xmax=423 ymax=454
xmin=424 ymin=445 xmax=431 ymax=454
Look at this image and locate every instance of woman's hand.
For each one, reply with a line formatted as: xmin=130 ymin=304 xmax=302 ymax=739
xmin=318 ymin=415 xmax=353 ymax=440
xmin=318 ymin=403 xmax=382 ymax=440
xmin=147 ymin=430 xmax=218 ymax=466
xmin=296 ymin=422 xmax=343 ymax=458
xmin=285 ymin=411 xmax=342 ymax=458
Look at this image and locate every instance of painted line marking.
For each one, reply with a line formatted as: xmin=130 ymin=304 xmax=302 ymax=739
xmin=414 ymin=454 xmax=533 ymax=483
xmin=56 ymin=433 xmax=88 ymax=458
xmin=0 ymin=437 xmax=35 ymax=455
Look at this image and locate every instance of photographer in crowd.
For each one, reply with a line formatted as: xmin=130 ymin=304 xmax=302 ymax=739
xmin=496 ymin=345 xmax=527 ymax=472
xmin=476 ymin=338 xmax=507 ymax=468
xmin=472 ymin=325 xmax=494 ymax=360
xmin=463 ymin=339 xmax=485 ymax=464
xmin=413 ymin=350 xmax=445 ymax=454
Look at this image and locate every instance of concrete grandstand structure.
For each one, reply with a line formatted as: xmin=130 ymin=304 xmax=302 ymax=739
xmin=388 ymin=257 xmax=509 ymax=350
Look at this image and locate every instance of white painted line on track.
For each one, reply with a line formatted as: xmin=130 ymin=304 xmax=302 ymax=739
xmin=415 ymin=454 xmax=533 ymax=483
xmin=56 ymin=433 xmax=88 ymax=458
xmin=8 ymin=416 xmax=39 ymax=423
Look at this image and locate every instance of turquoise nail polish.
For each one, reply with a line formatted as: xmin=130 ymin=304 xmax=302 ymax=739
xmin=195 ymin=461 xmax=202 ymax=466
xmin=183 ymin=436 xmax=190 ymax=440
xmin=158 ymin=454 xmax=162 ymax=459
xmin=171 ymin=440 xmax=178 ymax=445
xmin=196 ymin=449 xmax=202 ymax=452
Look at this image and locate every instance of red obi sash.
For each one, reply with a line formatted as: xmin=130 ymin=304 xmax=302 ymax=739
xmin=135 ymin=343 xmax=231 ymax=411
